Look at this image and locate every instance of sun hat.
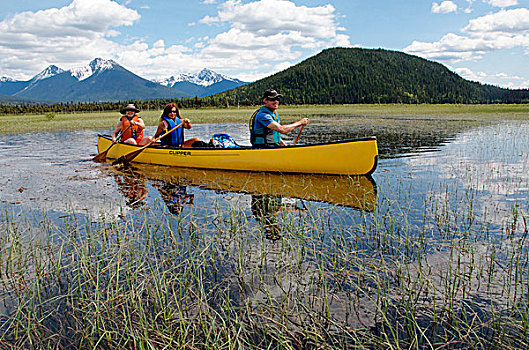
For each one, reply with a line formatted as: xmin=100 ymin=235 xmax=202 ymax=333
xmin=120 ymin=103 xmax=140 ymax=114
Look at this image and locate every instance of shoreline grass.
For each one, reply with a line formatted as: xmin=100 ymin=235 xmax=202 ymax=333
xmin=1 ymin=104 xmax=528 ymax=134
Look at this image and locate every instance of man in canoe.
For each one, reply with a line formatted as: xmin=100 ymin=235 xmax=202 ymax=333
xmin=249 ymin=89 xmax=309 ymax=147
xmin=112 ymin=104 xmax=153 ymax=145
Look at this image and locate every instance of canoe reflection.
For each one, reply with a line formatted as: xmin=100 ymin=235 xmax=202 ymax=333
xmin=251 ymin=194 xmax=310 ymax=240
xmin=150 ymin=179 xmax=194 ymax=215
xmin=109 ymin=165 xmax=377 ymax=212
xmin=111 ymin=168 xmax=149 ymax=209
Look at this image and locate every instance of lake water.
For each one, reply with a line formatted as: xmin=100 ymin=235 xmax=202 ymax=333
xmin=1 ymin=117 xmax=529 ymax=346
xmin=1 ymin=119 xmax=527 ymax=238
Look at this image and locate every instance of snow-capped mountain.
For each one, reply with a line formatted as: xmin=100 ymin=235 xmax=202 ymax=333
xmin=0 ymin=60 xmax=247 ymax=102
xmin=158 ymin=68 xmax=247 ymax=97
xmin=31 ymin=65 xmax=65 ymax=82
xmin=160 ymin=68 xmax=244 ymax=88
xmin=70 ymin=58 xmax=119 ymax=81
xmin=21 ymin=65 xmax=66 ymax=92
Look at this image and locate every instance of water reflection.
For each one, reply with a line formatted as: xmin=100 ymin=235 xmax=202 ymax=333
xmin=251 ymin=194 xmax=308 ymax=240
xmin=150 ymin=179 xmax=194 ymax=215
xmin=300 ymin=118 xmax=490 ymax=158
xmin=0 ymin=119 xmax=486 ymax=218
xmin=104 ymin=165 xmax=376 ymax=241
xmin=0 ymin=119 xmax=520 ymax=231
xmin=106 ymin=164 xmax=377 ymax=213
xmin=111 ymin=167 xmax=149 ymax=209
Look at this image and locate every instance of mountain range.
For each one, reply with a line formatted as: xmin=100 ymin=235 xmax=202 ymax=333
xmin=3 ymin=48 xmax=528 ymax=108
xmin=157 ymin=69 xmax=246 ymax=98
xmin=0 ymin=58 xmax=247 ymax=103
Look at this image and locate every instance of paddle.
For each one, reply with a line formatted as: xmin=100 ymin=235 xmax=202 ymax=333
xmin=113 ymin=123 xmax=183 ymax=166
xmin=92 ymin=124 xmax=132 ymax=162
xmin=293 ymin=125 xmax=305 ymax=146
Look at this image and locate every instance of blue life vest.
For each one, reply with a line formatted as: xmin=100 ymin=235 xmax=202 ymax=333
xmin=249 ymin=107 xmax=281 ymax=146
xmin=160 ymin=116 xmax=184 ymax=147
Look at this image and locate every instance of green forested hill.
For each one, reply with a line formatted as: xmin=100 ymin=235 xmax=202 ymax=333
xmin=215 ymin=47 xmax=529 ymax=105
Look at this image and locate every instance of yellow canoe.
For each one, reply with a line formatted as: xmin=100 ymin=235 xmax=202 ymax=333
xmin=97 ymin=135 xmax=378 ymax=175
xmin=105 ymin=164 xmax=377 ymax=211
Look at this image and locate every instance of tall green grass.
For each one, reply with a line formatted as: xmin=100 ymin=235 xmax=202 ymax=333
xmin=1 ymin=178 xmax=528 ymax=349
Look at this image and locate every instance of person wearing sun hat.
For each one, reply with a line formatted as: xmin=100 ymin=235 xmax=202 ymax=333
xmin=249 ymin=89 xmax=309 ymax=147
xmin=111 ymin=103 xmax=153 ymax=145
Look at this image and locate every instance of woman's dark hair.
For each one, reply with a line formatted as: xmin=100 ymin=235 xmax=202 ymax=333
xmin=161 ymin=102 xmax=180 ymax=120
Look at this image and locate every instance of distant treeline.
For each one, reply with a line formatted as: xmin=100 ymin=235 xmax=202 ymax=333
xmin=2 ymin=47 xmax=529 ymax=115
xmin=0 ymin=97 xmax=238 ymax=115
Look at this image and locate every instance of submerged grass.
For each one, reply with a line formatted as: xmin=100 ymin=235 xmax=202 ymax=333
xmin=1 ymin=104 xmax=529 ymax=134
xmin=1 ymin=177 xmax=528 ymax=349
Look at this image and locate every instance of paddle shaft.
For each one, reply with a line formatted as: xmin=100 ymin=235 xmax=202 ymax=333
xmin=293 ymin=125 xmax=305 ymax=146
xmin=114 ymin=122 xmax=183 ymax=165
xmin=92 ymin=124 xmax=131 ymax=162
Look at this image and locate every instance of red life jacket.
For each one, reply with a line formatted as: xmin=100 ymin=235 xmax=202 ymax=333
xmin=121 ymin=115 xmax=144 ymax=142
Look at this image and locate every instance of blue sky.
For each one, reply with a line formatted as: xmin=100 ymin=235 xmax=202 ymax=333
xmin=1 ymin=0 xmax=528 ymax=88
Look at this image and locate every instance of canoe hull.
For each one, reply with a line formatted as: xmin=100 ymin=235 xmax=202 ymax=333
xmin=97 ymin=135 xmax=378 ymax=175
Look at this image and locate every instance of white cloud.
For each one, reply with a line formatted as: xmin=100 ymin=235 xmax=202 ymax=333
xmin=1 ymin=0 xmax=138 ymax=37
xmin=486 ymin=0 xmax=518 ymax=7
xmin=454 ymin=66 xmax=528 ymax=88
xmin=0 ymin=0 xmax=349 ymax=82
xmin=462 ymin=0 xmax=476 ymax=13
xmin=464 ymin=8 xmax=529 ymax=33
xmin=454 ymin=67 xmax=481 ymax=81
xmin=432 ymin=1 xmax=458 ymax=14
xmin=0 ymin=0 xmax=140 ymax=79
xmin=194 ymin=0 xmax=350 ymax=79
xmin=202 ymin=0 xmax=343 ymax=39
xmin=274 ymin=61 xmax=294 ymax=72
xmin=405 ymin=8 xmax=529 ymax=63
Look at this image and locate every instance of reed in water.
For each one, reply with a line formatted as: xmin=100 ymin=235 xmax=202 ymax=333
xmin=0 ymin=174 xmax=527 ymax=349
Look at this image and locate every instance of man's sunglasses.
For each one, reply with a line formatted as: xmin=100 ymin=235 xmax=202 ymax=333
xmin=267 ymin=97 xmax=280 ymax=101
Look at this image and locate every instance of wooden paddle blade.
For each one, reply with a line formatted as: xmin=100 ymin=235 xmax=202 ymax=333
xmin=93 ymin=140 xmax=118 ymax=162
xmin=112 ymin=148 xmax=143 ymax=165
xmin=92 ymin=150 xmax=109 ymax=162
xmin=93 ymin=140 xmax=119 ymax=162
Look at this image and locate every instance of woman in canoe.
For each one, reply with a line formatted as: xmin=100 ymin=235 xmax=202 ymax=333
xmin=112 ymin=103 xmax=153 ymax=145
xmin=154 ymin=103 xmax=201 ymax=148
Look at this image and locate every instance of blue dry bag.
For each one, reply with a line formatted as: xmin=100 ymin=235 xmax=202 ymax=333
xmin=210 ymin=133 xmax=239 ymax=148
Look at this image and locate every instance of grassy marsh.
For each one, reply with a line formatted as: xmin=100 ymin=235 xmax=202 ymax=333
xmin=1 ymin=106 xmax=528 ymax=348
xmin=1 ymin=173 xmax=528 ymax=348
xmin=1 ymin=104 xmax=528 ymax=134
